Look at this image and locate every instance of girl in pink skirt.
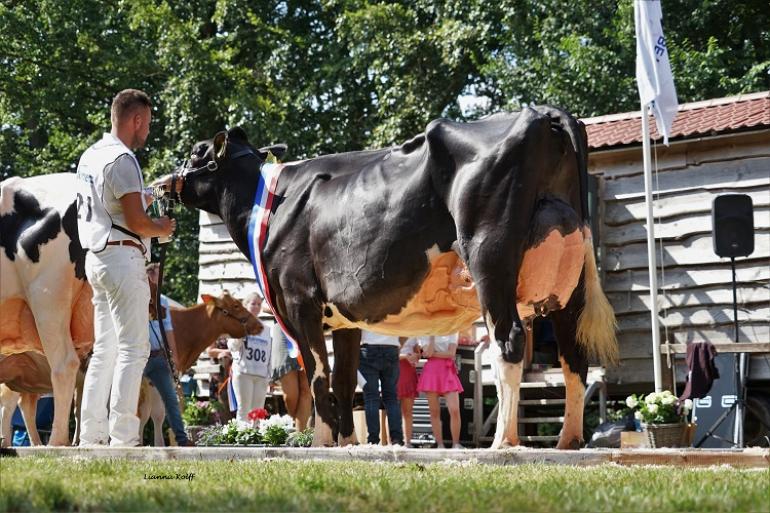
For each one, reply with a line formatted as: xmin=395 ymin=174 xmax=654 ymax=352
xmin=416 ymin=334 xmax=464 ymax=448
xmin=397 ymin=338 xmax=421 ymax=447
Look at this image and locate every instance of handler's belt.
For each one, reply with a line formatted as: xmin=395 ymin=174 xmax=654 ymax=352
xmin=106 ymin=239 xmax=145 ymax=254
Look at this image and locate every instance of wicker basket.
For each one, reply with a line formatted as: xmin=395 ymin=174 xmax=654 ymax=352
xmin=643 ymin=422 xmax=687 ymax=448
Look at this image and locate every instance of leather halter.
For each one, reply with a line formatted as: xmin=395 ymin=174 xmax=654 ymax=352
xmin=213 ymin=303 xmax=259 ymax=337
xmin=169 ymin=147 xmax=257 ymax=202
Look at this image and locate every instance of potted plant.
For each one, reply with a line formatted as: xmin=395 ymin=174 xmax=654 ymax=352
xmin=625 ymin=391 xmax=694 ymax=448
xmin=182 ymin=396 xmax=222 ymax=443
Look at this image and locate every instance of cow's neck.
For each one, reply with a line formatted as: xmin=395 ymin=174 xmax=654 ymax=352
xmin=217 ymin=175 xmax=258 ymax=258
xmin=169 ymin=304 xmax=229 ymax=372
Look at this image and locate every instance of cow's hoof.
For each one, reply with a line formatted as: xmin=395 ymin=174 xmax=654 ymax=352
xmin=337 ymin=434 xmax=357 ymax=447
xmin=490 ymin=437 xmax=520 ymax=450
xmin=556 ymin=437 xmax=583 ymax=450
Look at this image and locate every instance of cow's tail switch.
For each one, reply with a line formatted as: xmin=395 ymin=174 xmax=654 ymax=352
xmin=576 ymin=227 xmax=619 ymax=365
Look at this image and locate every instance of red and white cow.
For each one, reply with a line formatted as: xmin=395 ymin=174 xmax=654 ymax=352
xmin=0 ymin=173 xmax=93 ymax=446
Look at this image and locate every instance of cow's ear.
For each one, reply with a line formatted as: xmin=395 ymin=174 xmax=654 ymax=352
xmin=213 ymin=131 xmax=228 ymax=160
xmin=258 ymin=143 xmax=288 ymax=161
xmin=227 ymin=127 xmax=250 ymax=143
xmin=201 ymin=294 xmax=215 ymax=305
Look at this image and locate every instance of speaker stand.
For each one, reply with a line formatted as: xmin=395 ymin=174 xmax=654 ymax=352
xmin=694 ymin=257 xmax=747 ymax=448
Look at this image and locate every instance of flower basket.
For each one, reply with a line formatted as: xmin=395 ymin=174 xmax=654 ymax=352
xmin=625 ymin=391 xmax=694 ymax=448
xmin=643 ymin=422 xmax=687 ymax=448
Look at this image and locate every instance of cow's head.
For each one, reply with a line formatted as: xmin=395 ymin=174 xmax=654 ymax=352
xmin=201 ymin=290 xmax=264 ymax=337
xmin=172 ymin=127 xmax=287 ymax=215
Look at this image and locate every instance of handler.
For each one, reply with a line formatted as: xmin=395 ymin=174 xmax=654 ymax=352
xmin=77 ymin=88 xmax=175 ymax=447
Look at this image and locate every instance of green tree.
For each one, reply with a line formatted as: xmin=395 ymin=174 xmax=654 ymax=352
xmin=2 ymin=0 xmax=768 ymax=303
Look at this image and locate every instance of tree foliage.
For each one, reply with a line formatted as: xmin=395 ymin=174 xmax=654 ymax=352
xmin=2 ymin=0 xmax=768 ymax=304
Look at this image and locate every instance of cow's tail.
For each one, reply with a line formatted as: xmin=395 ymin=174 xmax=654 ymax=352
xmin=577 ymin=227 xmax=618 ymax=366
xmin=538 ymin=105 xmax=618 ymax=365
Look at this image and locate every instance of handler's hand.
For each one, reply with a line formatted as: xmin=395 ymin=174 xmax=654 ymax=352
xmin=156 ymin=216 xmax=176 ymax=237
xmin=151 ymin=174 xmax=183 ymax=195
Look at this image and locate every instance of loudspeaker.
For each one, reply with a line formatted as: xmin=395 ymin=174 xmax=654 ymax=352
xmin=712 ymin=194 xmax=754 ymax=258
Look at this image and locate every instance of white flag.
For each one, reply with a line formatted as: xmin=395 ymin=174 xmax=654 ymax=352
xmin=635 ymin=0 xmax=678 ymax=144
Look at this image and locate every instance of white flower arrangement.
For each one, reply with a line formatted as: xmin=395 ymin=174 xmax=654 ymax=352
xmin=203 ymin=414 xmax=297 ymax=446
xmin=625 ymin=390 xmax=691 ymax=425
xmin=257 ymin=414 xmax=295 ymax=436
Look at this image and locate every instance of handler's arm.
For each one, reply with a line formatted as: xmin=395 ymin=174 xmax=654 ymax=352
xmin=120 ymin=193 xmax=175 ymax=238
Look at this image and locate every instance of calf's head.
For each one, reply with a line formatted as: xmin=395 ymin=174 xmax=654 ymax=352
xmin=201 ymin=291 xmax=263 ymax=337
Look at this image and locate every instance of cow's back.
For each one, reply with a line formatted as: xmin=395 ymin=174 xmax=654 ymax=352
xmin=0 ymin=174 xmax=92 ymax=359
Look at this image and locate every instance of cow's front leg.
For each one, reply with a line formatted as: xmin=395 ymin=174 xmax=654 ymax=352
xmin=332 ymin=329 xmax=360 ymax=446
xmin=307 ymin=342 xmax=337 ymax=447
xmin=283 ymin=300 xmax=338 ymax=447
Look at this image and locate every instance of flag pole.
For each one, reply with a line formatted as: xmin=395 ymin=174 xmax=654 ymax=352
xmin=641 ymin=103 xmax=663 ymax=392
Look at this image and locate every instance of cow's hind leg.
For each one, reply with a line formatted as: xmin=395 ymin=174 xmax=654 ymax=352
xmin=72 ymin=370 xmax=85 ymax=446
xmin=18 ymin=392 xmax=42 ymax=445
xmin=26 ymin=293 xmax=79 ymax=446
xmin=149 ymin=385 xmax=166 ymax=447
xmin=0 ymin=385 xmax=20 ymax=448
xmin=551 ymin=276 xmax=589 ymax=450
xmin=464 ymin=236 xmax=528 ymax=449
xmin=489 ymin=331 xmax=524 ymax=449
xmin=332 ymin=329 xmax=360 ymax=446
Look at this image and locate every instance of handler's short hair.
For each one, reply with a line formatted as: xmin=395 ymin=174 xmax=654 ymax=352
xmin=111 ymin=89 xmax=152 ymax=124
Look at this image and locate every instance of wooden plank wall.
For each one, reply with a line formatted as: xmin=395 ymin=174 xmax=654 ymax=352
xmin=588 ymin=130 xmax=770 ymax=386
xmin=197 ymin=210 xmax=260 ymax=299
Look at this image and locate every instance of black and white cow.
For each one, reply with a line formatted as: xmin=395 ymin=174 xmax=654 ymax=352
xmin=0 ymin=173 xmax=92 ymax=446
xmin=160 ymin=106 xmax=618 ymax=449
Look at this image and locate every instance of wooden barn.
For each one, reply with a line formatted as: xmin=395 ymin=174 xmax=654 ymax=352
xmin=583 ymin=91 xmax=770 ymax=391
xmin=195 ymin=91 xmax=770 ymax=395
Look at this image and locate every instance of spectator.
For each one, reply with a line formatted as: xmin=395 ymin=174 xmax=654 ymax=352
xmin=398 ymin=338 xmax=421 ymax=448
xmin=416 ymin=334 xmax=464 ymax=449
xmin=358 ymin=331 xmax=403 ymax=445
xmin=206 ymin=335 xmax=234 ymax=422
xmin=227 ymin=293 xmax=271 ymax=424
xmin=269 ymin=321 xmax=312 ymax=431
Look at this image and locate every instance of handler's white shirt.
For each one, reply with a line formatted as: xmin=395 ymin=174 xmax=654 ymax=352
xmin=76 ymin=133 xmax=150 ymax=258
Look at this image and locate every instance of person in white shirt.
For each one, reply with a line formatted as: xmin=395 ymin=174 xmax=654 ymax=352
xmin=398 ymin=338 xmax=422 ymax=447
xmin=228 ymin=292 xmax=272 ymax=424
xmin=416 ymin=334 xmax=465 ymax=449
xmin=77 ymin=89 xmax=175 ymax=447
xmin=358 ymin=331 xmax=404 ymax=445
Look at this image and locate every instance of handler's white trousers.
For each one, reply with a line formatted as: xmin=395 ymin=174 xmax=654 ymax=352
xmin=80 ymin=246 xmax=150 ymax=447
xmin=232 ymin=369 xmax=269 ymax=424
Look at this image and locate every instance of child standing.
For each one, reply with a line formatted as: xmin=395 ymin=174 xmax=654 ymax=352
xmin=416 ymin=334 xmax=464 ymax=448
xmin=397 ymin=338 xmax=421 ymax=447
xmin=227 ymin=292 xmax=272 ymax=424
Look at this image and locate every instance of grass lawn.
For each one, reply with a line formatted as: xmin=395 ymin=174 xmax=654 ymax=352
xmin=0 ymin=457 xmax=767 ymax=512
